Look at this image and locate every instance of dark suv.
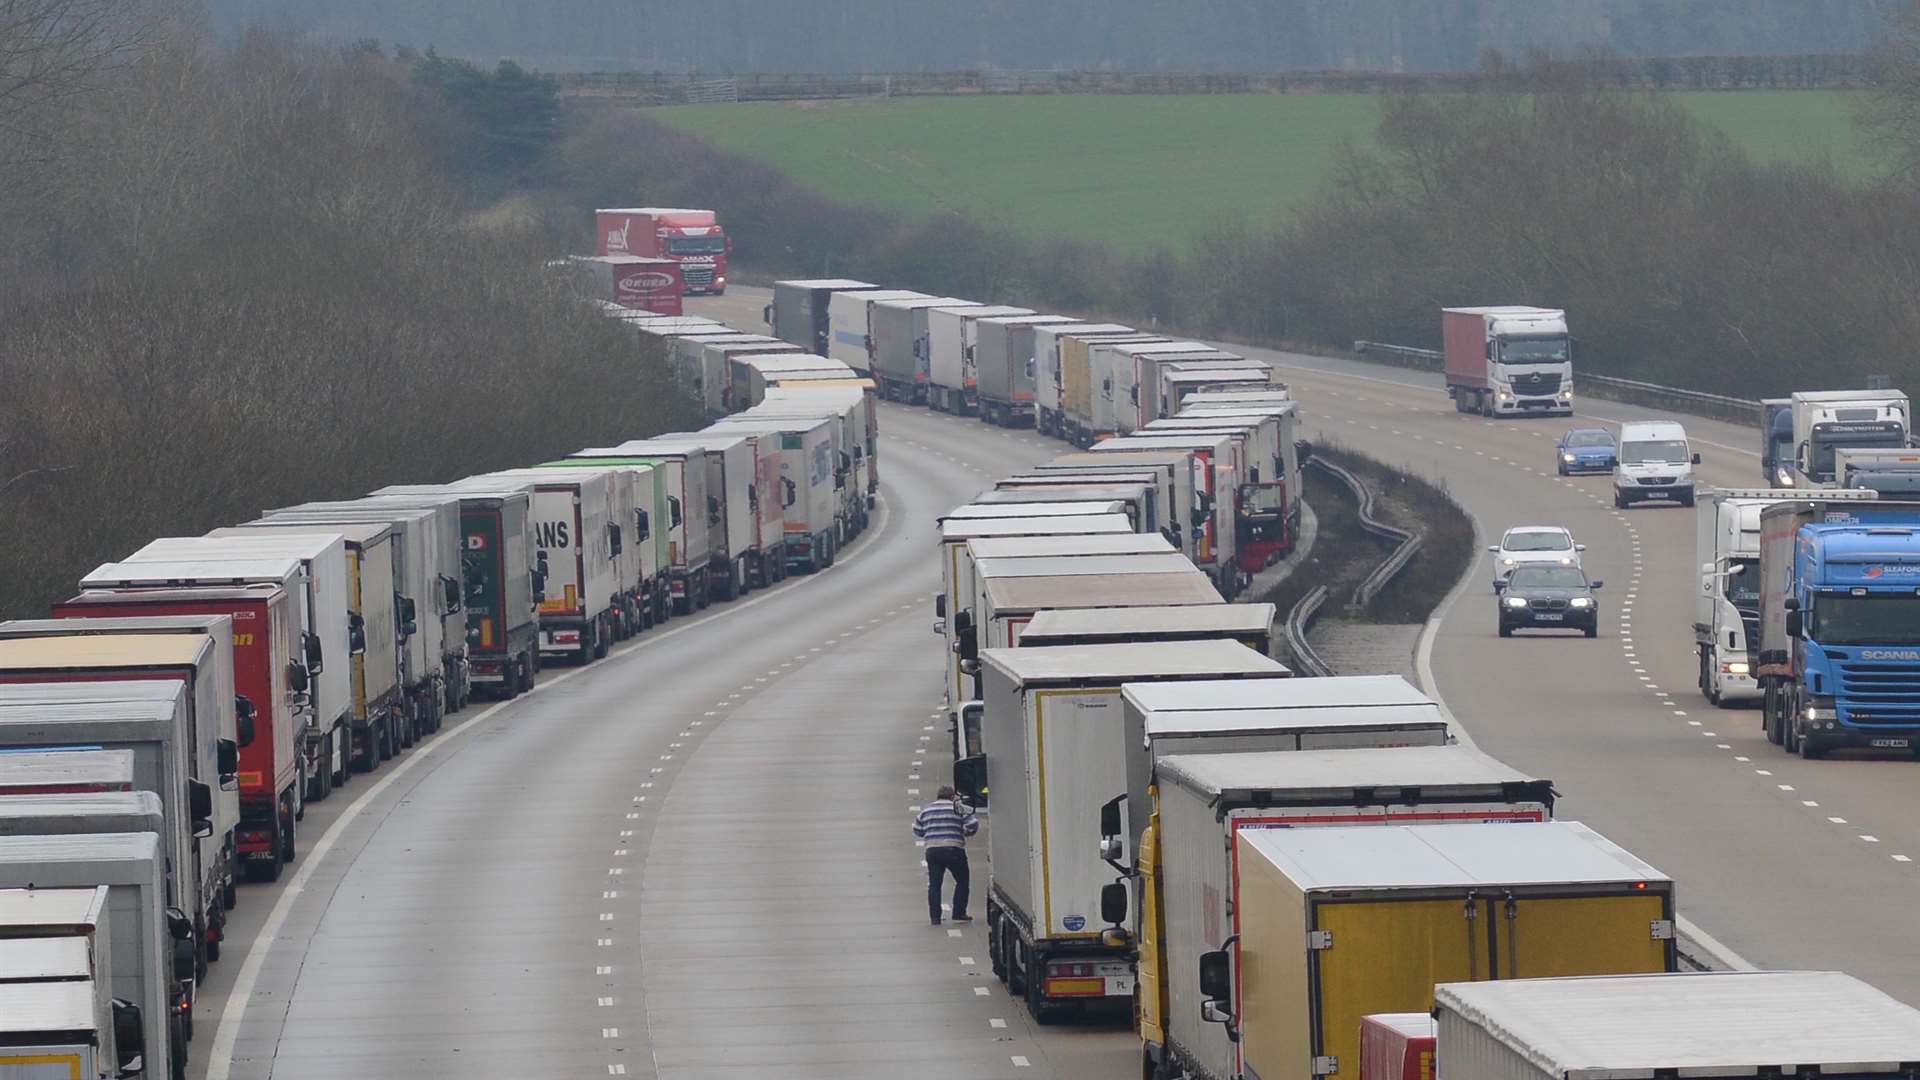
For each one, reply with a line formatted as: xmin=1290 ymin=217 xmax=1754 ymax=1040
xmin=1497 ymin=565 xmax=1602 ymax=638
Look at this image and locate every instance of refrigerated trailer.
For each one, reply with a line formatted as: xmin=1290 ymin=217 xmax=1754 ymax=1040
xmin=825 ymin=289 xmax=926 ymax=374
xmin=927 ymin=304 xmax=1033 ymax=416
xmin=568 ymin=446 xmax=712 ymax=613
xmin=471 ymin=469 xmax=623 ymax=665
xmin=1019 ymin=603 xmax=1277 ymax=655
xmin=768 ymin=279 xmax=881 ymax=355
xmin=975 ymin=314 xmax=1078 ymax=427
xmin=1223 ymin=822 xmax=1673 ymax=1080
xmin=0 ymin=886 xmax=147 ymax=1080
xmin=1146 ymin=746 xmax=1551 ymax=1080
xmin=701 ymin=416 xmax=840 ymax=574
xmin=659 ymin=429 xmax=787 ymax=588
xmin=1032 ymin=324 xmax=1143 ymax=437
xmin=0 ymin=749 xmax=134 ymax=795
xmin=0 ymin=790 xmax=164 ymax=838
xmin=870 ymin=297 xmax=977 ymax=404
xmin=970 ymin=641 xmax=1287 ymax=1023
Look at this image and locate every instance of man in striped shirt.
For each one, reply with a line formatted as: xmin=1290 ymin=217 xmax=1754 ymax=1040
xmin=913 ymin=785 xmax=979 ymax=925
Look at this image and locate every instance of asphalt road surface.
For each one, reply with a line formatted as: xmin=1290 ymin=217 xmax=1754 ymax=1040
xmin=186 ymin=284 xmax=1920 ymax=1080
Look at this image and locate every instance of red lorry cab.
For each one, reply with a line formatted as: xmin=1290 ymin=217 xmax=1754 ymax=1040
xmin=595 ymin=207 xmax=729 ymax=295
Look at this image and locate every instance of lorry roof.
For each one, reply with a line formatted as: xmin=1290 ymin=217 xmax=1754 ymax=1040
xmin=0 ymin=831 xmax=162 ymax=876
xmin=1435 ymin=970 xmax=1920 ymax=1075
xmin=937 ymin=305 xmax=1033 ymax=318
xmin=0 ymin=681 xmax=179 ymax=705
xmin=578 ymin=442 xmax=701 ymax=459
xmin=965 ymin=535 xmax=1173 ymax=560
xmin=1 ymin=616 xmax=227 ymax=635
xmin=979 ymin=314 xmax=1078 ymax=327
xmin=0 ymin=750 xmax=137 ymax=788
xmin=1240 ymin=821 xmax=1666 ymax=891
xmin=208 ymin=521 xmax=388 ymax=545
xmin=1444 ymin=306 xmax=1565 ymax=317
xmin=0 ymin=979 xmax=95 ymax=1034
xmin=1022 ymin=603 xmax=1275 ymax=638
xmin=1003 ymin=471 xmax=1161 ymax=484
xmin=373 ymin=481 xmax=532 ymax=501
xmin=704 ymin=417 xmax=833 ymax=435
xmin=1158 ymin=745 xmax=1538 ymax=797
xmin=942 ymin=501 xmax=1126 ymax=520
xmin=0 ymin=934 xmax=93 ymax=980
xmin=938 ymin=515 xmax=1132 ymax=540
xmin=64 ymin=584 xmax=283 ymax=611
xmin=775 ymin=279 xmax=877 ymax=289
xmin=1125 ymin=674 xmax=1429 ymax=713
xmin=1048 ymin=323 xmax=1134 ymax=335
xmin=136 ymin=532 xmax=343 ymax=559
xmin=1091 ymin=435 xmax=1231 ymax=450
xmin=1140 ymin=703 xmax=1447 ymax=735
xmin=1044 ymin=451 xmax=1188 ymax=467
xmin=983 ymin=639 xmax=1282 ymax=683
xmin=975 ymin=553 xmax=1196 ymax=578
xmin=874 ymin=296 xmax=974 ymax=310
xmin=1792 ymin=388 xmax=1911 ymax=403
xmin=0 ymin=635 xmax=207 ymax=671
xmin=0 ymin=885 xmax=106 ymax=929
xmin=976 ymin=485 xmax=1149 ymax=503
xmin=985 ymin=571 xmax=1222 ymax=610
xmin=570 ymin=254 xmax=674 ymax=267
xmin=0 ymin=790 xmax=164 ymax=826
xmin=838 ymin=289 xmax=926 ymax=303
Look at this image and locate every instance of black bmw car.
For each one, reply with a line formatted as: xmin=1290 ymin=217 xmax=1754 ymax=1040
xmin=1497 ymin=565 xmax=1603 ymax=638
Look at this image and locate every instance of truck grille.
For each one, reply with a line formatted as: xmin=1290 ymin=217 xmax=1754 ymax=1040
xmin=1509 ymin=372 xmax=1562 ymax=396
xmin=1736 ymin=606 xmax=1760 ymax=650
xmin=682 ymin=264 xmax=715 ymax=287
xmin=1837 ymin=660 xmax=1920 ymax=723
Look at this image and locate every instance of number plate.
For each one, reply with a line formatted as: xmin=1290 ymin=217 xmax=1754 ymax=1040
xmin=1871 ymin=738 xmax=1911 ymax=749
xmin=1535 ymin=613 xmax=1564 ymax=621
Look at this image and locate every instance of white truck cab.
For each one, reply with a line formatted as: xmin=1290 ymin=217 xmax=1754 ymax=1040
xmin=1614 ymin=421 xmax=1699 ymax=508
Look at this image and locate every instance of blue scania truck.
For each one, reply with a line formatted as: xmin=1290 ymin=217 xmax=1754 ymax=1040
xmin=1757 ymin=492 xmax=1920 ymax=757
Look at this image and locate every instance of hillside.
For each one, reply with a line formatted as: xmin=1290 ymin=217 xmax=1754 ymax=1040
xmin=206 ymin=0 xmax=1893 ymax=74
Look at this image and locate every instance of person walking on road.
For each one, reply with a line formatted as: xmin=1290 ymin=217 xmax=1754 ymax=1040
xmin=914 ymin=785 xmax=978 ymax=925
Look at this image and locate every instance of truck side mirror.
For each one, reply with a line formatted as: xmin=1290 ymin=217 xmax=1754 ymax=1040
xmin=111 ymin=997 xmax=145 ymax=1075
xmin=1199 ymin=945 xmax=1234 ymax=1012
xmin=1692 ymin=452 xmax=1702 ymax=465
xmin=952 ymin=754 xmax=987 ymax=802
xmin=166 ymin=907 xmax=195 ymax=981
xmin=288 ymin=662 xmax=310 ymax=695
xmin=1101 ymin=881 xmax=1129 ymax=926
xmin=1099 ymin=795 xmax=1124 ymax=841
xmin=217 ymin=739 xmax=239 ymax=778
xmin=953 ymin=609 xmax=978 ymax=662
xmin=707 ymin=494 xmax=721 ymax=525
xmin=607 ymin=522 xmax=623 ymax=557
xmin=1295 ymin=439 xmax=1313 ymax=464
xmin=668 ymin=497 xmax=683 ymax=527
xmin=398 ymin=595 xmax=418 ymax=636
xmin=1787 ymin=610 xmax=1803 ymax=638
xmin=234 ymin=696 xmax=256 ymax=747
xmin=635 ymin=508 xmax=651 ymax=541
xmin=532 ymin=566 xmax=548 ymax=605
xmin=761 ymin=303 xmax=771 ymax=325
xmin=935 ymin=594 xmax=947 ymax=619
xmin=304 ymin=631 xmax=324 ymax=674
xmin=347 ymin=613 xmax=366 ymax=655
xmin=188 ymin=780 xmax=213 ymax=827
xmin=443 ymin=575 xmax=463 ymax=613
xmin=747 ymin=485 xmax=759 ymax=510
xmin=781 ymin=478 xmax=797 ymax=508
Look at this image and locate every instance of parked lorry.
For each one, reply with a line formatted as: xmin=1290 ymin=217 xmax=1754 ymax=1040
xmin=1357 ymin=1014 xmax=1434 ymax=1080
xmin=997 ymin=472 xmax=1171 ymax=541
xmin=728 ymin=354 xmax=854 ymax=413
xmin=0 ymin=837 xmax=185 ymax=1080
xmin=1019 ymin=603 xmax=1277 ymax=656
xmin=980 ymin=481 xmax=1160 ymax=538
xmin=594 ymin=207 xmax=729 ymax=294
xmin=1215 ymin=822 xmax=1672 ymax=1080
xmin=1093 ymin=433 xmax=1243 ymax=597
xmin=370 ymin=483 xmax=541 ymax=699
xmin=702 ymin=415 xmax=841 ymax=573
xmin=869 ymin=296 xmax=974 ymax=404
xmin=1694 ymin=489 xmax=1787 ymax=708
xmin=1836 ymin=446 xmax=1920 ymax=494
xmin=1040 ymin=450 xmax=1201 ymax=562
xmin=1034 ymin=324 xmax=1132 ymax=438
xmin=0 ymin=749 xmax=135 ymax=795
xmin=265 ymin=494 xmax=472 ymax=715
xmin=99 ymin=538 xmax=350 ymax=792
xmin=1432 ymin=970 xmax=1920 ymax=1080
xmin=0 ymin=886 xmax=151 ymax=1080
xmin=1756 ymin=493 xmax=1920 ymax=757
xmin=694 ymin=339 xmax=802 ymax=418
xmin=964 ymin=641 xmax=1287 ymax=1023
xmin=1094 ymin=342 xmax=1239 ymax=436
xmin=470 ymin=469 xmax=625 ymax=664
xmin=0 ymin=790 xmax=164 ymax=838
xmin=765 ymin=383 xmax=880 ymax=506
xmin=767 ymin=279 xmax=880 ymax=354
xmin=1443 ymin=306 xmax=1574 ymax=417
xmin=567 ymin=446 xmax=711 ymax=614
xmin=1055 ymin=330 xmax=1164 ymax=444
xmin=1145 ymin=746 xmax=1553 ymax=1080
xmin=658 ymin=428 xmax=787 ymax=587
xmin=1148 ymin=405 xmax=1303 ymax=571
xmin=825 ymin=289 xmax=924 ymax=374
xmin=927 ymin=304 xmax=1033 ymax=416
xmin=526 ymin=458 xmax=669 ymax=622
xmin=588 ymin=439 xmax=751 ymax=600
xmin=1762 ymin=397 xmax=1794 ymax=487
xmin=1158 ymin=363 xmax=1277 ymax=418
xmin=14 ymin=604 xmax=298 ymax=893
xmin=1789 ymin=389 xmax=1912 ymax=487
xmin=975 ymin=314 xmax=1077 ymax=427
xmin=565 ymin=254 xmax=683 ymax=315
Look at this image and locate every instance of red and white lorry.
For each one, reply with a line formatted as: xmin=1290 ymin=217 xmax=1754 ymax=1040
xmin=595 ymin=208 xmax=730 ymax=295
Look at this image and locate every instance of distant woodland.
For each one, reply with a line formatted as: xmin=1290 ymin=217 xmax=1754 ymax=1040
xmin=204 ymin=0 xmax=1896 ymax=74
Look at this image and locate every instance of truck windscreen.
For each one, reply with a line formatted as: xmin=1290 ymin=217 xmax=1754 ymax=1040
xmin=1810 ymin=424 xmax=1907 ymax=480
xmin=1812 ymin=594 xmax=1920 ymax=646
xmin=1725 ymin=559 xmax=1760 ymax=608
xmin=668 ymin=237 xmax=726 ymax=254
xmin=1499 ymin=337 xmax=1569 ymax=363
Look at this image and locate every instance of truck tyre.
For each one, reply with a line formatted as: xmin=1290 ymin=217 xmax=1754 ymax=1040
xmin=332 ymin=730 xmax=350 ymax=787
xmin=1799 ymin=732 xmax=1825 ymax=759
xmin=170 ymin=1013 xmax=188 ymax=1080
xmin=378 ymin=717 xmax=394 ymax=761
xmin=521 ymin=651 xmax=538 ymax=693
xmin=1006 ymin=933 xmax=1028 ymax=997
xmin=251 ymin=816 xmax=284 ymax=883
xmin=280 ymin=799 xmax=296 ymax=863
xmin=596 ymin=618 xmax=612 ymax=659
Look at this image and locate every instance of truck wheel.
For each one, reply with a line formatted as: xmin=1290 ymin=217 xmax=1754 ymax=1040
xmin=1799 ymin=732 xmax=1825 ymax=760
xmin=378 ymin=717 xmax=394 ymax=761
xmin=596 ymin=619 xmax=612 ymax=658
xmin=280 ymin=800 xmax=297 ymax=863
xmin=170 ymin=1013 xmax=188 ymax=1080
xmin=1006 ymin=934 xmax=1028 ymax=996
xmin=521 ymin=651 xmax=538 ymax=692
xmin=1681 ymin=491 xmax=1696 ymax=508
xmin=500 ymin=660 xmax=521 ymax=700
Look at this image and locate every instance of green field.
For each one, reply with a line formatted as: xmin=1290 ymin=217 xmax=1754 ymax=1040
xmin=657 ymin=90 xmax=1874 ymax=252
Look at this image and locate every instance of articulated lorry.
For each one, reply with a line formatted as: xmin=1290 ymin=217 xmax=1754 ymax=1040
xmin=1092 ymin=433 xmax=1243 ymax=597
xmin=927 ymin=304 xmax=1033 ymax=416
xmin=1143 ymin=745 xmax=1553 ymax=1080
xmin=1040 ymin=451 xmax=1201 ymax=563
xmin=764 ymin=384 xmax=881 ymax=508
xmin=727 ymin=355 xmax=855 ymax=413
xmin=659 ymin=429 xmax=788 ymax=588
xmin=0 ymin=838 xmax=185 ymax=1080
xmin=1756 ymin=492 xmax=1920 ymax=757
xmin=568 ymin=445 xmax=711 ymax=613
xmin=0 ymin=887 xmax=154 ymax=1080
xmin=1093 ymin=343 xmax=1240 ymax=436
xmin=700 ymin=416 xmax=840 ymax=574
xmin=1694 ymin=489 xmax=1787 ymax=707
xmin=825 ymin=289 xmax=925 ymax=375
xmin=1432 ymin=970 xmax=1920 ymax=1080
xmin=595 ymin=207 xmax=729 ymax=294
xmin=565 ymin=254 xmax=683 ymax=315
xmin=472 ymin=469 xmax=624 ymax=664
xmin=767 ymin=279 xmax=880 ymax=354
xmin=870 ymin=296 xmax=974 ymax=404
xmin=965 ymin=641 xmax=1288 ymax=1024
xmin=1788 ymin=389 xmax=1911 ymax=488
xmin=1836 ymin=446 xmax=1920 ymax=494
xmin=1218 ymin=822 xmax=1672 ymax=1080
xmin=371 ymin=483 xmax=541 ymax=700
xmin=1147 ymin=405 xmax=1303 ymax=572
xmin=1157 ymin=363 xmax=1276 ymax=418
xmin=583 ymin=437 xmax=754 ymax=598
xmin=0 ymin=790 xmax=164 ymax=839
xmin=1443 ymin=306 xmax=1574 ymax=418
xmin=1052 ymin=330 xmax=1163 ymax=444
xmin=975 ymin=314 xmax=1077 ymax=427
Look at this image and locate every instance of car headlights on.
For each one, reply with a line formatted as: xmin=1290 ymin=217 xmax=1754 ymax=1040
xmin=1558 ymin=557 xmax=1574 ymax=565
xmin=1569 ymin=597 xmax=1593 ymax=608
xmin=1561 ymin=453 xmax=1576 ymax=463
xmin=1501 ymin=557 xmax=1515 ymax=566
xmin=1504 ymin=596 xmax=1529 ymax=609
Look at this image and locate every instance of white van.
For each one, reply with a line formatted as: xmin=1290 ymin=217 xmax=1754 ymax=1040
xmin=1614 ymin=420 xmax=1699 ymax=507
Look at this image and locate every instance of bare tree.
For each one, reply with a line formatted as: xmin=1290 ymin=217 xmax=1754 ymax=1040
xmin=0 ymin=0 xmax=154 ymax=148
xmin=1861 ymin=0 xmax=1920 ymax=182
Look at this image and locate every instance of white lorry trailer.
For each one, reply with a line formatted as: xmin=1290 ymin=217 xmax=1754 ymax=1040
xmin=975 ymin=314 xmax=1077 ymax=427
xmin=0 ymin=886 xmax=149 ymax=1080
xmin=1694 ymin=488 xmax=1788 ymax=707
xmin=870 ymin=296 xmax=975 ymax=404
xmin=767 ymin=279 xmax=880 ymax=354
xmin=700 ymin=416 xmax=840 ymax=574
xmin=1035 ymin=325 xmax=1153 ymax=438
xmin=825 ymin=289 xmax=925 ymax=374
xmin=1789 ymin=389 xmax=1911 ymax=487
xmin=927 ymin=304 xmax=1033 ymax=416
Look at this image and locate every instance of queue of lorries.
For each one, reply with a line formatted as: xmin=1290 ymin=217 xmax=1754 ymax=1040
xmin=0 ymin=269 xmax=881 ymax=1077
xmin=629 ymin=279 xmax=1920 ymax=1080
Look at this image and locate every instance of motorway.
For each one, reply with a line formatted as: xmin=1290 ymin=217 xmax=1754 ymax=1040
xmin=186 ymin=284 xmax=1920 ymax=1080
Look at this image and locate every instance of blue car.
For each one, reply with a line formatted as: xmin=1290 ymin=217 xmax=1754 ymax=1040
xmin=1556 ymin=427 xmax=1617 ymax=475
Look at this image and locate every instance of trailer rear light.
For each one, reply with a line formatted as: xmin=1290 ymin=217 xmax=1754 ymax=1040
xmin=552 ymin=630 xmax=579 ymax=644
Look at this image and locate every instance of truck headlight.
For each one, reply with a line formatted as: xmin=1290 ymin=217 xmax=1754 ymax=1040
xmin=1775 ymin=467 xmax=1794 ymax=486
xmin=1568 ymin=597 xmax=1592 ymax=608
xmin=1504 ymin=596 xmax=1529 ymax=609
xmin=1806 ymin=705 xmax=1837 ymax=721
xmin=1560 ymin=390 xmax=1573 ymax=399
xmin=1499 ymin=392 xmax=1514 ymax=402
